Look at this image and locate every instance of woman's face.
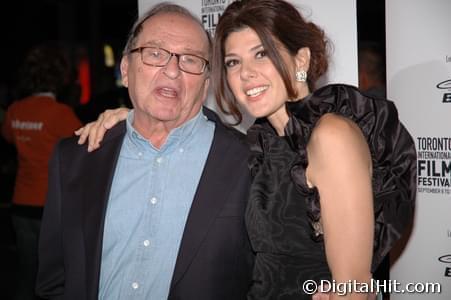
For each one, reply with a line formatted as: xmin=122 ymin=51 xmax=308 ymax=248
xmin=224 ymin=27 xmax=296 ymax=120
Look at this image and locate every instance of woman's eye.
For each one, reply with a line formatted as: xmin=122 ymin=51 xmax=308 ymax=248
xmin=256 ymin=50 xmax=267 ymax=59
xmin=225 ymin=59 xmax=239 ymax=68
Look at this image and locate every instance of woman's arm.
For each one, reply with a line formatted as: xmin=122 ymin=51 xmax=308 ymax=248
xmin=307 ymin=113 xmax=374 ymax=300
xmin=75 ymin=108 xmax=129 ymax=151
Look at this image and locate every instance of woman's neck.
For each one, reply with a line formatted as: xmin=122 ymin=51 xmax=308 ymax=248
xmin=267 ymin=88 xmax=311 ymax=136
xmin=267 ymin=107 xmax=290 ymax=136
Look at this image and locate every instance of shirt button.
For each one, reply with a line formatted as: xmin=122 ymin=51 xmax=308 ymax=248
xmin=179 ymin=148 xmax=184 ymax=153
xmin=138 ymin=152 xmax=143 ymax=157
xmin=132 ymin=282 xmax=139 ymax=289
xmin=143 ymin=240 xmax=150 ymax=247
xmin=156 ymin=157 xmax=163 ymax=163
xmin=150 ymin=197 xmax=157 ymax=205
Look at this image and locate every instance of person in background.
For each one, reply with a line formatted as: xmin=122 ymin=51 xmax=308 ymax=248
xmin=75 ymin=1 xmax=416 ymax=299
xmin=358 ymin=41 xmax=386 ymax=99
xmin=2 ymin=43 xmax=82 ymax=300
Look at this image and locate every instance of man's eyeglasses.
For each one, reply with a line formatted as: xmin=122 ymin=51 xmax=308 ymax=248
xmin=128 ymin=46 xmax=209 ymax=75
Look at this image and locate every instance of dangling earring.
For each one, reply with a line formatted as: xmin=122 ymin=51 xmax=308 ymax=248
xmin=295 ymin=69 xmax=307 ymax=82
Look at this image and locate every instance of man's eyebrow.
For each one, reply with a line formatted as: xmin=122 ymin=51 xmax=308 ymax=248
xmin=181 ymin=47 xmax=207 ymax=56
xmin=141 ymin=41 xmax=163 ymax=47
xmin=140 ymin=42 xmax=206 ymax=56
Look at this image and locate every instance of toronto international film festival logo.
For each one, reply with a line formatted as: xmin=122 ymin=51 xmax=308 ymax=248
xmin=438 ymin=254 xmax=451 ymax=277
xmin=436 ymin=79 xmax=451 ymax=103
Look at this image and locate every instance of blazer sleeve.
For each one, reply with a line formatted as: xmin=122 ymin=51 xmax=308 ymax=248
xmin=36 ymin=142 xmax=65 ymax=299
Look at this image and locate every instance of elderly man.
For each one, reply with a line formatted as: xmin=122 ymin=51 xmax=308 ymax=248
xmin=36 ymin=3 xmax=253 ymax=300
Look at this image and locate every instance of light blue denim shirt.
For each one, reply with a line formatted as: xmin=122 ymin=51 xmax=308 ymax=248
xmin=98 ymin=109 xmax=215 ymax=300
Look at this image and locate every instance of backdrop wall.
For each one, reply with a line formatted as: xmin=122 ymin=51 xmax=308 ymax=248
xmin=386 ymin=0 xmax=451 ymax=299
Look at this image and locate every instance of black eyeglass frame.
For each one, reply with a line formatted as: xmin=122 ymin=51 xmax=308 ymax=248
xmin=128 ymin=46 xmax=210 ymax=75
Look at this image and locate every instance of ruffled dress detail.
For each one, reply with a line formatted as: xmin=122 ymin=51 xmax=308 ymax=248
xmin=246 ymin=84 xmax=416 ymax=299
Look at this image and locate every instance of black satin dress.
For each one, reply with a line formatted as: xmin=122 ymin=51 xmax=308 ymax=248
xmin=246 ymin=84 xmax=417 ymax=299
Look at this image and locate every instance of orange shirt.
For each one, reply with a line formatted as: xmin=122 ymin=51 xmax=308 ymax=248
xmin=2 ymin=95 xmax=82 ymax=207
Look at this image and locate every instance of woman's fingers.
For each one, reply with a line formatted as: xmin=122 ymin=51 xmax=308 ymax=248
xmin=104 ymin=108 xmax=129 ymax=129
xmin=74 ymin=108 xmax=130 ymax=152
xmin=76 ymin=123 xmax=93 ymax=145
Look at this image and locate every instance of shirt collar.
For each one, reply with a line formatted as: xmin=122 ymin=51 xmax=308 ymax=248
xmin=32 ymin=92 xmax=56 ymax=99
xmin=125 ymin=109 xmax=209 ymax=154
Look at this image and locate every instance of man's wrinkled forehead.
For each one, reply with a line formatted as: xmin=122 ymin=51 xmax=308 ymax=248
xmin=139 ymin=12 xmax=210 ymax=55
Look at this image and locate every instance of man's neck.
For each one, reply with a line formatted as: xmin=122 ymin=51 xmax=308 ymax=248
xmin=132 ymin=120 xmax=173 ymax=149
xmin=132 ymin=110 xmax=201 ymax=149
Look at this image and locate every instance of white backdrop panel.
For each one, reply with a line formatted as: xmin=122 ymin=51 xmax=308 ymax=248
xmin=386 ymin=0 xmax=451 ymax=299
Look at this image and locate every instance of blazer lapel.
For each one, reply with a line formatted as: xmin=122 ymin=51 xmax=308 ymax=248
xmin=170 ymin=115 xmax=240 ymax=289
xmin=81 ymin=122 xmax=126 ymax=299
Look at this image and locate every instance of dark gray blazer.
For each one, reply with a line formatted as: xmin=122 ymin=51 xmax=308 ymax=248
xmin=36 ymin=108 xmax=254 ymax=300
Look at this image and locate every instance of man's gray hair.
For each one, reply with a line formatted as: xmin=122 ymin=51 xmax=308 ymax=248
xmin=123 ymin=2 xmax=211 ymax=56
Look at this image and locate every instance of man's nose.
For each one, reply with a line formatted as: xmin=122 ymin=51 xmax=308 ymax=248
xmin=163 ymin=55 xmax=181 ymax=79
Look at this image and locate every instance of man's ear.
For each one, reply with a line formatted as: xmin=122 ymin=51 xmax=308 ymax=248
xmin=200 ymin=77 xmax=210 ymax=104
xmin=295 ymin=47 xmax=311 ymax=72
xmin=120 ymin=56 xmax=129 ymax=88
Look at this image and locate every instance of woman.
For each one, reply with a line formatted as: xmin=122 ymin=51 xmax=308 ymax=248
xmin=76 ymin=1 xmax=416 ymax=299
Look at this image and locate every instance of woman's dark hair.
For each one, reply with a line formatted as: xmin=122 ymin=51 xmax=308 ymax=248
xmin=16 ymin=43 xmax=72 ymax=98
xmin=212 ymin=0 xmax=329 ymax=124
